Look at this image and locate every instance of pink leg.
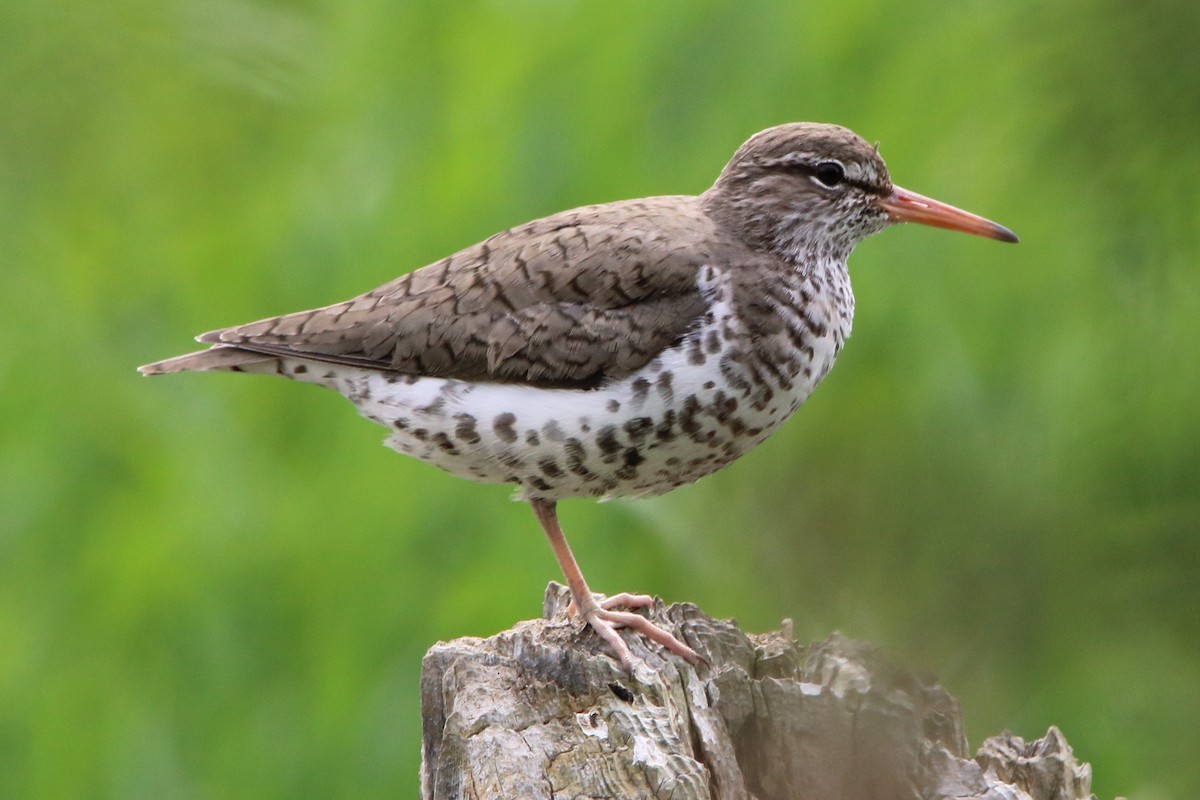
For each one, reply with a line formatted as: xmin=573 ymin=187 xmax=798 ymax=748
xmin=530 ymin=499 xmax=703 ymax=673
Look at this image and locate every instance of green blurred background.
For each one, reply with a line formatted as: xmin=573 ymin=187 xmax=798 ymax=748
xmin=3 ymin=0 xmax=1198 ymax=797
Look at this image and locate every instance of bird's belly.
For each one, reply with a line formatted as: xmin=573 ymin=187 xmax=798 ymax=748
xmin=281 ymin=324 xmax=841 ymax=500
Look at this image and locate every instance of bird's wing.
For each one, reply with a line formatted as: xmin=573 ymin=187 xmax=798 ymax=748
xmin=198 ymin=198 xmax=720 ymax=388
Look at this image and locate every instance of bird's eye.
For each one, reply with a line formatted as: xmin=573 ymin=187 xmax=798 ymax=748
xmin=814 ymin=161 xmax=845 ymax=187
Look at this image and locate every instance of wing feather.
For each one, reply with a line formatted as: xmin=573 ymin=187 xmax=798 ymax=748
xmin=199 ymin=197 xmax=727 ymax=388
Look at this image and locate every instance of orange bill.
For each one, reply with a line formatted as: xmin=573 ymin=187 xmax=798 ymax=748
xmin=877 ymin=185 xmax=1018 ymax=243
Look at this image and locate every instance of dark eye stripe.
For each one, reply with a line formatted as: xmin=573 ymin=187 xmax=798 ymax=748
xmin=771 ymin=161 xmax=884 ymax=195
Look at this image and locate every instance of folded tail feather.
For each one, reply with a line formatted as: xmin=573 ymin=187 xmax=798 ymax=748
xmin=138 ymin=346 xmax=274 ymax=376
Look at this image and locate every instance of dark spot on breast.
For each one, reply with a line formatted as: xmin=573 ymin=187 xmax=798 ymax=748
xmin=564 ymin=438 xmax=589 ymax=474
xmin=431 ymin=432 xmax=459 ymax=454
xmin=542 ymin=420 xmax=566 ymax=442
xmin=411 ymin=427 xmax=429 ymax=441
xmin=493 ymin=412 xmax=518 ymax=443
xmin=528 ymin=476 xmax=553 ymax=493
xmin=421 ymin=396 xmax=446 ymax=415
xmin=454 ymin=414 xmax=480 ymax=444
xmin=655 ymin=371 xmax=674 ymax=404
xmin=680 ymin=396 xmax=702 ymax=437
xmin=655 ymin=410 xmax=676 ymax=441
xmin=753 ymin=385 xmax=775 ymax=410
xmin=623 ymin=417 xmax=653 ymax=444
xmin=606 ymin=399 xmax=621 ymax=413
xmin=394 ymin=418 xmax=410 ymax=431
xmin=719 ymin=356 xmax=752 ymax=396
xmin=782 ymin=318 xmax=810 ymax=353
xmin=538 ymin=457 xmax=563 ymax=478
xmin=525 ymin=429 xmax=540 ymax=446
xmin=631 ymin=378 xmax=651 ymax=407
xmin=705 ymin=330 xmax=721 ymax=354
xmin=713 ymin=391 xmax=738 ymax=422
xmin=622 ymin=448 xmax=644 ymax=468
xmin=805 ymin=314 xmax=828 ymax=339
xmin=596 ymin=426 xmax=622 ymax=458
xmin=703 ymin=380 xmax=715 ymax=390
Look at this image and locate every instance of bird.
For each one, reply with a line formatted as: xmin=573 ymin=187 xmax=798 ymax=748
xmin=140 ymin=122 xmax=1017 ymax=673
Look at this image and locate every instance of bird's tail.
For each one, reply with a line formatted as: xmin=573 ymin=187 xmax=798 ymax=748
xmin=138 ymin=346 xmax=273 ymax=376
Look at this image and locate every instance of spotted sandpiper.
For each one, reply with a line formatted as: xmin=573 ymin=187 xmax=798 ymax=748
xmin=140 ymin=123 xmax=1017 ymax=672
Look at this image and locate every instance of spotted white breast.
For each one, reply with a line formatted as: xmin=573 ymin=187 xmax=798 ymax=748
xmin=274 ymin=259 xmax=853 ymax=500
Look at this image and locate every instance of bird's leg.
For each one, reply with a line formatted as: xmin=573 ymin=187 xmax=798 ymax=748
xmin=529 ymin=498 xmax=702 ymax=673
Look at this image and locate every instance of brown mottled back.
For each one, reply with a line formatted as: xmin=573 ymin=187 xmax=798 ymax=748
xmin=197 ymin=197 xmax=743 ymax=388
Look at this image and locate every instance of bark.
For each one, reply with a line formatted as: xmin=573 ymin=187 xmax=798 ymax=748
xmin=420 ymin=583 xmax=1101 ymax=800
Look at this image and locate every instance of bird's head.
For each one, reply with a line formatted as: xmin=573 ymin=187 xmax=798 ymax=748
xmin=704 ymin=122 xmax=1017 ymax=264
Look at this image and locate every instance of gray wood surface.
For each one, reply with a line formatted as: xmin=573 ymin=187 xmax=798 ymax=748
xmin=420 ymin=584 xmax=1099 ymax=800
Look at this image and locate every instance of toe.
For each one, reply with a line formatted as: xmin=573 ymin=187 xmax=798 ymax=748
xmin=599 ymin=592 xmax=656 ymax=610
xmin=594 ymin=609 xmax=703 ymax=666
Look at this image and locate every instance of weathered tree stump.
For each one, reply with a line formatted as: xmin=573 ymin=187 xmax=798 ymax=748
xmin=420 ymin=583 xmax=1100 ymax=800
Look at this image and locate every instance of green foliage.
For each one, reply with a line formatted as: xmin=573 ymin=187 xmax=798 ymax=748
xmin=2 ymin=0 xmax=1197 ymax=797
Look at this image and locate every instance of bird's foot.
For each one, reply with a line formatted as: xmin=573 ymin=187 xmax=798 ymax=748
xmin=566 ymin=591 xmax=655 ymax=617
xmin=571 ymin=594 xmax=704 ymax=674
